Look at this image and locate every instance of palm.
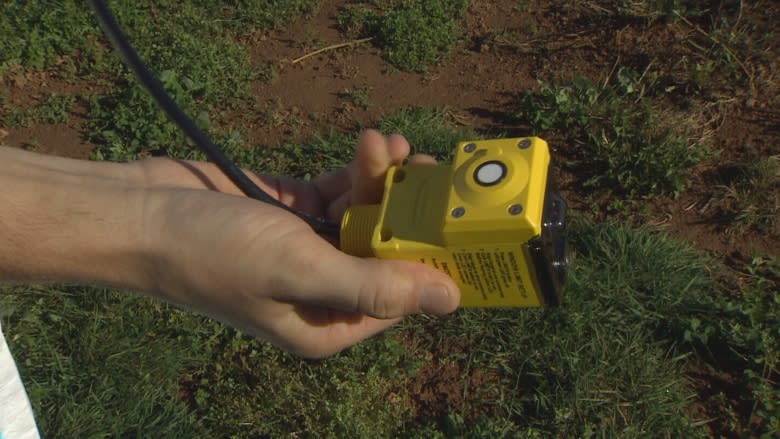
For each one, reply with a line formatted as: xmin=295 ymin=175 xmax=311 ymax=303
xmin=136 ymin=131 xmax=453 ymax=358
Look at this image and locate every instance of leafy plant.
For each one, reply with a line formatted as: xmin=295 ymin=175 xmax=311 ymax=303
xmin=0 ymin=1 xmax=96 ymax=75
xmin=88 ymin=2 xmax=257 ymax=161
xmin=0 ymin=1 xmax=316 ymax=162
xmin=90 ymin=70 xmax=206 ymax=161
xmin=518 ymin=67 xmax=712 ymax=197
xmin=714 ymin=155 xmax=780 ymax=237
xmin=694 ymin=255 xmax=780 ymax=437
xmin=338 ymin=85 xmax=371 ymax=110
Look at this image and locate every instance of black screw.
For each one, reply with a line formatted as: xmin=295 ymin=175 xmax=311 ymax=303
xmin=518 ymin=139 xmax=531 ymax=149
xmin=452 ymin=206 xmax=466 ymax=218
xmin=509 ymin=204 xmax=523 ymax=215
xmin=464 ymin=143 xmax=476 ymax=153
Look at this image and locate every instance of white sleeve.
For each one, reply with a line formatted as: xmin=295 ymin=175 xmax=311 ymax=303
xmin=0 ymin=322 xmax=41 ymax=439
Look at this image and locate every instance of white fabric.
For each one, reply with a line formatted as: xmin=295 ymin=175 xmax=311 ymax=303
xmin=0 ymin=322 xmax=40 ymax=439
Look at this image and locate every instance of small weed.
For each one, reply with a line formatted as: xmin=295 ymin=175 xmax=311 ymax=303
xmin=518 ymin=67 xmax=712 ymax=198
xmin=300 ymin=29 xmax=328 ymax=49
xmin=337 ymin=0 xmax=470 ymax=72
xmin=606 ymin=0 xmax=710 ymax=20
xmin=476 ymin=28 xmax=522 ymax=53
xmin=259 ymin=98 xmax=286 ymax=128
xmin=714 ymin=155 xmax=780 ymax=237
xmin=659 ymin=1 xmax=775 ymax=93
xmin=21 ymin=140 xmax=42 ymax=151
xmin=335 ymin=3 xmax=379 ymax=37
xmin=3 ymin=93 xmax=75 ymax=127
xmin=513 ymin=0 xmax=533 ymax=13
xmin=250 ymin=130 xmax=355 ymax=178
xmin=338 ymin=85 xmax=371 ymax=110
xmin=256 ymin=62 xmax=278 ymax=84
xmin=241 ymin=106 xmax=474 ymax=179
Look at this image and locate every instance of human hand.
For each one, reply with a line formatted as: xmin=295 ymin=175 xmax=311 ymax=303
xmin=135 ymin=130 xmax=460 ymax=358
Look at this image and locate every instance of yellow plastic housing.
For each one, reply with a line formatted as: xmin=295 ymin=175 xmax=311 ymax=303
xmin=341 ymin=137 xmax=552 ymax=307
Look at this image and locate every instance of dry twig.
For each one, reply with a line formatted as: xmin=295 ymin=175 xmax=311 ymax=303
xmin=291 ymin=38 xmax=373 ymax=64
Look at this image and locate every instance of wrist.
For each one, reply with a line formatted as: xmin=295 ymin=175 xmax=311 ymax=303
xmin=0 ymin=147 xmax=154 ymax=291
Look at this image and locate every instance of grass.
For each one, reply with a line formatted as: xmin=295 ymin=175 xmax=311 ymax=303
xmin=0 ymin=286 xmax=205 ymax=436
xmin=390 ymin=219 xmax=717 ymax=436
xmin=336 ymin=0 xmax=470 ymax=72
xmin=6 ymin=215 xmax=777 ymax=436
xmin=714 ymin=155 xmax=780 ymax=237
xmin=378 ymin=106 xmax=477 ymax=160
xmin=0 ymin=2 xmax=95 ymax=75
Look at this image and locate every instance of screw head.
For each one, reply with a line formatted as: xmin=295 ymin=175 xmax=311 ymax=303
xmin=508 ymin=204 xmax=523 ymax=215
xmin=464 ymin=143 xmax=476 ymax=153
xmin=451 ymin=206 xmax=466 ymax=218
xmin=518 ymin=139 xmax=532 ymax=149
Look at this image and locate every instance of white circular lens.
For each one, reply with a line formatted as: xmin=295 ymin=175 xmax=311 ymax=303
xmin=475 ymin=161 xmax=506 ymax=186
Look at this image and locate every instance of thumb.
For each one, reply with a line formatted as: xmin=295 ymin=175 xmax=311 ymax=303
xmin=275 ymin=237 xmax=460 ymax=317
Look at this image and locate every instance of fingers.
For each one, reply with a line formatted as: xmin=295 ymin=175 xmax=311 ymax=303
xmin=313 ymin=130 xmax=409 ymax=206
xmin=311 ymin=166 xmax=352 ymax=204
xmin=274 ymin=235 xmax=460 ymax=319
xmin=277 ymin=307 xmax=401 ymax=358
xmin=141 ymin=129 xmax=418 ymax=218
xmin=325 ymin=191 xmax=351 ymax=222
xmin=386 ymin=133 xmax=411 ymax=163
xmin=406 ymin=153 xmax=437 ymax=166
xmin=351 ymin=130 xmax=409 ymax=205
xmin=322 ymin=130 xmax=413 ymax=220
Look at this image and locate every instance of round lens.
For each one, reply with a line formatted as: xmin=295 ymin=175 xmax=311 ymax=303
xmin=474 ymin=161 xmax=507 ymax=186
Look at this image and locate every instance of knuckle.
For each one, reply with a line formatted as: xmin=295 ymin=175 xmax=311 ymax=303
xmin=358 ymin=262 xmax=406 ymax=318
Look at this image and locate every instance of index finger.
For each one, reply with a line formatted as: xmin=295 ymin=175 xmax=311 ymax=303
xmin=311 ymin=163 xmax=357 ymax=204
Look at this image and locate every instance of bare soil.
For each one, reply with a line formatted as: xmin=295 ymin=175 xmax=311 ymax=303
xmin=1 ymin=0 xmax=778 ymax=435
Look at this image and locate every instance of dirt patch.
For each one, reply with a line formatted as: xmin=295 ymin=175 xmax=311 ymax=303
xmin=687 ymin=359 xmax=763 ymax=438
xmin=1 ymin=64 xmax=96 ymax=158
xmin=2 ymin=121 xmax=94 ymax=158
xmin=403 ymin=335 xmax=502 ymax=425
xmin=234 ymin=0 xmax=543 ymax=146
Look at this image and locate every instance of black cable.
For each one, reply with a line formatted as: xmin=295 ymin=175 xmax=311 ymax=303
xmin=87 ymin=0 xmax=341 ymax=238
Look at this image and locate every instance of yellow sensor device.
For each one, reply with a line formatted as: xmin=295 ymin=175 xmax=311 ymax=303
xmin=340 ymin=137 xmax=568 ymax=307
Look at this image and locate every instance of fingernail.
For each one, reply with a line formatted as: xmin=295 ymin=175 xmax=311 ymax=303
xmin=421 ymin=283 xmax=456 ymax=315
